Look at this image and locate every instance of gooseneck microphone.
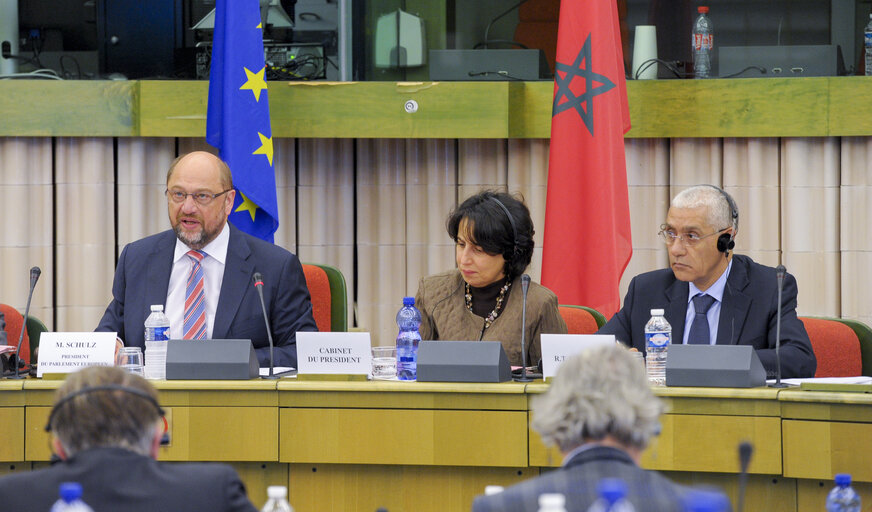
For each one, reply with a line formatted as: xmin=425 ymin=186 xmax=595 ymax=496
xmin=769 ymin=265 xmax=788 ymax=388
xmin=514 ymin=274 xmax=533 ymax=383
xmin=737 ymin=441 xmax=753 ymax=512
xmin=252 ymin=272 xmax=278 ymax=380
xmin=10 ymin=266 xmax=40 ymax=379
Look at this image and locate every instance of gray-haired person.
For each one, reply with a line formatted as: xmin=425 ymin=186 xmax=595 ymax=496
xmin=471 ymin=345 xmax=729 ymax=512
xmin=0 ymin=366 xmax=258 ymax=511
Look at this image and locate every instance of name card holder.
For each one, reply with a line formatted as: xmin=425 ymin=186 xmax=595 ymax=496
xmin=37 ymin=332 xmax=116 ymax=378
xmin=540 ymin=334 xmax=616 ymax=379
xmin=296 ymin=332 xmax=371 ymax=381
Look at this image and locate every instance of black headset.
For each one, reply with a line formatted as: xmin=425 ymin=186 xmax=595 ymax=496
xmin=45 ymin=384 xmax=165 ymax=433
xmin=706 ymin=185 xmax=739 ymax=254
xmin=490 ymin=196 xmax=521 ymax=259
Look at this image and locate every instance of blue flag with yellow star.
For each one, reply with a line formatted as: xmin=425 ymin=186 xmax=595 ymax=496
xmin=206 ymin=0 xmax=278 ymax=242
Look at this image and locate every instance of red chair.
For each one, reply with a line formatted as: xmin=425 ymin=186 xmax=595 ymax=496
xmin=558 ymin=305 xmax=600 ymax=335
xmin=302 ymin=264 xmax=332 ymax=332
xmin=0 ymin=304 xmax=30 ymax=365
xmin=799 ymin=317 xmax=862 ymax=377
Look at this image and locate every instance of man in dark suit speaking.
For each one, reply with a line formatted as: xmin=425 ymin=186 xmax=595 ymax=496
xmin=0 ymin=366 xmax=258 ymax=511
xmin=97 ymin=151 xmax=317 ymax=368
xmin=598 ymin=185 xmax=815 ymax=379
xmin=472 ymin=346 xmax=707 ymax=511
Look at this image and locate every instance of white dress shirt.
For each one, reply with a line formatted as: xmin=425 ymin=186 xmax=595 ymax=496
xmin=682 ymin=259 xmax=733 ymax=345
xmin=165 ymin=223 xmax=230 ymax=340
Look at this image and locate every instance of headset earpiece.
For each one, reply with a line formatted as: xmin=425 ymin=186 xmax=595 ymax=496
xmin=717 ymin=232 xmax=734 ymax=253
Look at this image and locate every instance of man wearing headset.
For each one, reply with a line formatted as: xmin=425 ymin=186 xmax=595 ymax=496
xmin=0 ymin=366 xmax=257 ymax=511
xmin=598 ymin=185 xmax=816 ymax=379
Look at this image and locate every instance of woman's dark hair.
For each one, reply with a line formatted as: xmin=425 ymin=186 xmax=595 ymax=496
xmin=447 ymin=190 xmax=535 ymax=280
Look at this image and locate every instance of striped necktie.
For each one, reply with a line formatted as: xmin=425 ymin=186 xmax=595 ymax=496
xmin=183 ymin=250 xmax=207 ymax=340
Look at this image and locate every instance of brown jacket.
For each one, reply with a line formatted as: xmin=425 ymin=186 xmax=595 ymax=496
xmin=415 ymin=270 xmax=567 ymax=367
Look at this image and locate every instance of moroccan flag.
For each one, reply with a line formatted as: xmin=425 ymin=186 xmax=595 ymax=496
xmin=541 ymin=0 xmax=632 ymax=318
xmin=206 ymin=0 xmax=279 ymax=242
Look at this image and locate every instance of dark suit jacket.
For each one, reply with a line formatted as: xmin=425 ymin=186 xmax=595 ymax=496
xmin=471 ymin=446 xmax=691 ymax=512
xmin=0 ymin=447 xmax=257 ymax=511
xmin=598 ymin=254 xmax=816 ymax=379
xmin=97 ymin=225 xmax=318 ymax=368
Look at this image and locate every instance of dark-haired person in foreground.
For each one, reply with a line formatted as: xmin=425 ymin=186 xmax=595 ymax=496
xmin=0 ymin=366 xmax=257 ymax=511
xmin=415 ymin=190 xmax=566 ymax=367
xmin=472 ymin=345 xmax=725 ymax=511
xmin=598 ymin=185 xmax=815 ymax=378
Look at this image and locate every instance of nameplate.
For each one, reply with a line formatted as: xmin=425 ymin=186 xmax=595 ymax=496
xmin=37 ymin=332 xmax=117 ymax=377
xmin=296 ymin=331 xmax=371 ymax=376
xmin=540 ymin=334 xmax=615 ymax=378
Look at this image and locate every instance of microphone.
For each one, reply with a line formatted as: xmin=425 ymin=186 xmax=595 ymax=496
xmin=514 ymin=274 xmax=533 ymax=382
xmin=769 ymin=265 xmax=788 ymax=388
xmin=10 ymin=267 xmax=40 ymax=379
xmin=252 ymin=272 xmax=278 ymax=380
xmin=737 ymin=442 xmax=753 ymax=512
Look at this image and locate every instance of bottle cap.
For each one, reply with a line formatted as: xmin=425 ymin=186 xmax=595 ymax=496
xmin=538 ymin=493 xmax=565 ymax=507
xmin=403 ymin=296 xmax=415 ymax=307
xmin=150 ymin=304 xmax=164 ymax=312
xmin=267 ymin=485 xmax=288 ymax=499
xmin=484 ymin=485 xmax=504 ymax=496
xmin=597 ymin=478 xmax=627 ymax=504
xmin=682 ymin=489 xmax=731 ymax=512
xmin=59 ymin=482 xmax=83 ymax=503
xmin=835 ymin=473 xmax=852 ymax=487
xmin=651 ymin=308 xmax=665 ymax=316
xmin=698 ymin=6 xmax=709 ymax=13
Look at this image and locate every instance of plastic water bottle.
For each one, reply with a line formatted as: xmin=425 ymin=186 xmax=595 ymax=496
xmin=396 ymin=296 xmax=422 ymax=381
xmin=50 ymin=482 xmax=95 ymax=512
xmin=644 ymin=309 xmax=671 ymax=386
xmin=692 ymin=6 xmax=713 ymax=78
xmin=261 ymin=485 xmax=294 ymax=512
xmin=586 ymin=479 xmax=635 ymax=512
xmin=865 ymin=14 xmax=872 ymax=76
xmin=144 ymin=304 xmax=170 ymax=380
xmin=538 ymin=493 xmax=567 ymax=512
xmin=826 ymin=474 xmax=861 ymax=512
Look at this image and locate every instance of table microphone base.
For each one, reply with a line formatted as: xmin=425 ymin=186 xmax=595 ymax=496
xmin=768 ymin=382 xmax=789 ymax=388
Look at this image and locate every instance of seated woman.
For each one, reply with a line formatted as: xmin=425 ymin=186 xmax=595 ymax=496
xmin=415 ymin=191 xmax=567 ymax=368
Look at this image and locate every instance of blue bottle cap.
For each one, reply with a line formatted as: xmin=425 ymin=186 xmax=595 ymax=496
xmin=403 ymin=297 xmax=415 ymax=307
xmin=682 ymin=489 xmax=730 ymax=512
xmin=59 ymin=482 xmax=83 ymax=503
xmin=835 ymin=473 xmax=852 ymax=487
xmin=597 ymin=478 xmax=627 ymax=504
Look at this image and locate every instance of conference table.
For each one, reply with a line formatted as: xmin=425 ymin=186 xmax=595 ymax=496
xmin=1 ymin=378 xmax=870 ymax=511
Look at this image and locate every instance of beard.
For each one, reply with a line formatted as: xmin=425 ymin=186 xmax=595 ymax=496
xmin=173 ymin=221 xmax=221 ymax=250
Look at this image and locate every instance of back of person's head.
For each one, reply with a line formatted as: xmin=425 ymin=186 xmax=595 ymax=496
xmin=531 ymin=345 xmax=664 ymax=453
xmin=47 ymin=366 xmax=162 ymax=458
xmin=446 ymin=190 xmax=535 ymax=279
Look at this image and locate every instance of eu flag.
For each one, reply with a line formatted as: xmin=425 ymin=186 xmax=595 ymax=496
xmin=206 ymin=0 xmax=279 ymax=242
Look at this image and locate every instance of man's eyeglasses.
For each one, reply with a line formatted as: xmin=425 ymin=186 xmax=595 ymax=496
xmin=658 ymin=226 xmax=729 ymax=246
xmin=165 ymin=189 xmax=232 ymax=206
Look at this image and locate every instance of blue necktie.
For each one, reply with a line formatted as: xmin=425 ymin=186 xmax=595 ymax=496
xmin=689 ymin=294 xmax=716 ymax=345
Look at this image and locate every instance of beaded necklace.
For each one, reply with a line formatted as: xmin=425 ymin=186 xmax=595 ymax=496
xmin=464 ymin=280 xmax=512 ymax=331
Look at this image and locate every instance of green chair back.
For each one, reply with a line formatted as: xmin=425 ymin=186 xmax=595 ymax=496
xmin=558 ymin=304 xmax=607 ymax=329
xmin=25 ymin=314 xmax=48 ymax=363
xmin=309 ymin=263 xmax=348 ymax=332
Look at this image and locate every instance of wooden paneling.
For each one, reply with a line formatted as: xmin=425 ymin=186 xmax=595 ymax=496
xmin=0 ymin=81 xmax=135 ymax=136
xmin=5 ymin=78 xmax=872 ymax=139
xmin=288 ymin=463 xmax=533 ymax=512
xmin=783 ymin=419 xmax=872 ymax=482
xmin=280 ymin=408 xmax=528 ymax=467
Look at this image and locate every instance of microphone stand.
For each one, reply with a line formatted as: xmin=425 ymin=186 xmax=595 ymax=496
xmin=252 ymin=272 xmax=278 ymax=380
xmin=769 ymin=265 xmax=788 ymax=388
xmin=10 ymin=267 xmax=40 ymax=379
xmin=514 ymin=274 xmax=532 ymax=383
